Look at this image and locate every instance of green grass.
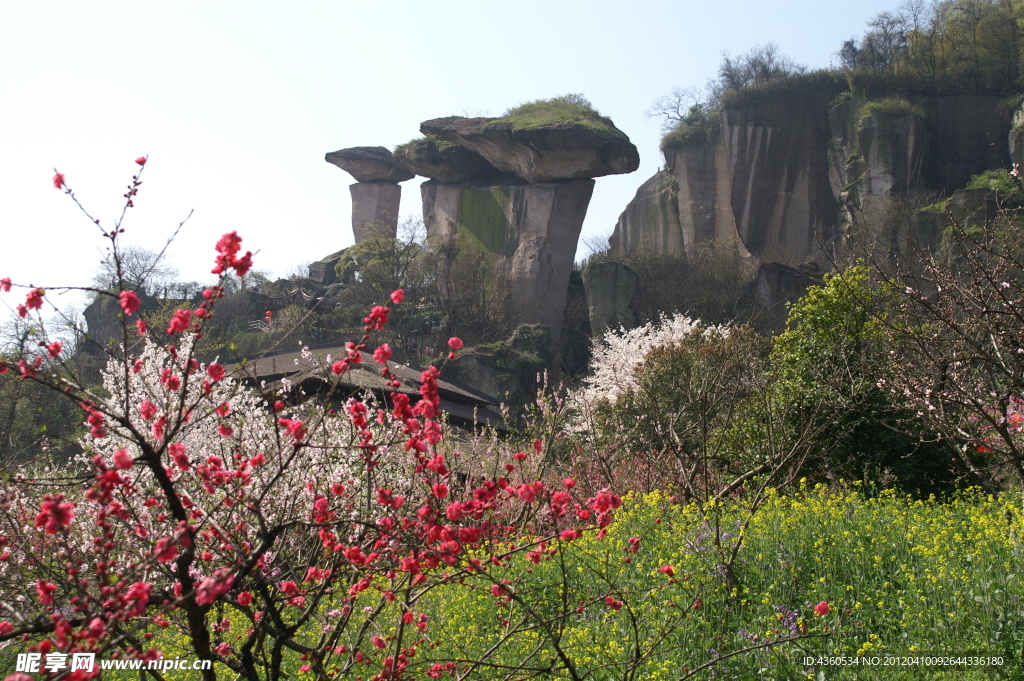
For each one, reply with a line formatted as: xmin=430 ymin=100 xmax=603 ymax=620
xmin=920 ymin=198 xmax=951 ymax=213
xmin=860 ymin=97 xmax=926 ymax=122
xmin=417 ymin=486 xmax=1023 ymax=679
xmin=966 ymin=169 xmax=1024 ymax=207
xmin=9 ymin=487 xmax=1018 ymax=680
xmin=489 ymin=94 xmax=624 ymax=139
xmin=660 ymin=104 xmax=720 ymax=156
xmin=718 ymin=69 xmax=849 ymax=109
xmin=394 ymin=135 xmax=460 ymax=154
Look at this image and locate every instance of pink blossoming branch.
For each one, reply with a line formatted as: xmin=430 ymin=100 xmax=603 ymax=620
xmin=0 ymin=161 xmax=630 ymax=681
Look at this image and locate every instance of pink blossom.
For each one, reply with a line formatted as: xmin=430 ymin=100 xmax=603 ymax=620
xmin=0 ymin=277 xmax=10 ymax=292
xmin=390 ymin=288 xmax=404 ymax=304
xmin=277 ymin=418 xmax=307 ymax=442
xmin=52 ymin=172 xmax=65 ymax=189
xmin=35 ymin=495 xmax=74 ymax=534
xmin=814 ymin=601 xmax=830 ymax=616
xmin=135 ymin=156 xmax=148 ymax=166
xmin=139 ymin=400 xmax=157 ymax=420
xmin=195 ymin=568 xmax=235 ymax=605
xmin=25 ymin=288 xmax=44 ymax=311
xmin=113 ymin=449 xmax=134 ymax=470
xmin=447 ymin=337 xmax=464 ymax=350
xmin=124 ymin=581 xmax=152 ymax=617
xmin=373 ymin=344 xmax=393 ymax=364
xmin=167 ymin=309 xmax=192 ymax=334
xmin=120 ymin=290 xmax=141 ymax=316
xmin=207 ymin=363 xmax=225 ymax=381
xmin=36 ymin=579 xmax=58 ymax=604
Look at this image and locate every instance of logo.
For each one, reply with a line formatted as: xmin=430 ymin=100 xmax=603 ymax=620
xmin=15 ymin=652 xmax=96 ymax=673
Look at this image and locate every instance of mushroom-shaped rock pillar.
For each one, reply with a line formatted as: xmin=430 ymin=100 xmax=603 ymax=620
xmin=414 ymin=108 xmax=640 ymax=345
xmin=325 ymin=147 xmax=414 ymax=243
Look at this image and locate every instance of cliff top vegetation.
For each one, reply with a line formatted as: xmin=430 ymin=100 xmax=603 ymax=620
xmin=492 ymin=93 xmax=624 ymax=138
xmin=654 ymin=0 xmax=1024 ymax=156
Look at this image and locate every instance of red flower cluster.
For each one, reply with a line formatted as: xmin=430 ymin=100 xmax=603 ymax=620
xmin=35 ymin=495 xmax=75 ymax=534
xmin=211 ymin=231 xmax=253 ymax=277
xmin=120 ymin=290 xmax=141 ymax=316
xmin=16 ymin=288 xmax=45 ymax=318
xmin=167 ymin=309 xmax=192 ymax=335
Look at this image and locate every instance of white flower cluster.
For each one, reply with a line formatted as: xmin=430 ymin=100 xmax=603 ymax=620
xmin=570 ymin=314 xmax=729 ymax=421
xmin=88 ymin=335 xmax=411 ymax=540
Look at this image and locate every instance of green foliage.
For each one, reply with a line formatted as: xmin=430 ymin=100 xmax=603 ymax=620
xmin=493 ymin=93 xmax=622 ymax=138
xmin=772 ymin=268 xmax=960 ymax=495
xmin=659 ymin=103 xmax=720 ymax=155
xmin=502 ymin=93 xmax=597 ymax=118
xmin=860 ymin=96 xmax=926 ymax=121
xmin=966 ymin=168 xmax=1024 ymax=207
xmin=718 ymin=69 xmax=848 ymax=109
xmin=622 ymin=241 xmax=757 ymax=328
xmin=920 ymin=197 xmax=952 ymax=213
xmin=841 ymin=0 xmax=1024 ymax=94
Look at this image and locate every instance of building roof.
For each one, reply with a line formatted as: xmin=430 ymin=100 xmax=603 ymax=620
xmin=225 ymin=344 xmax=506 ymax=430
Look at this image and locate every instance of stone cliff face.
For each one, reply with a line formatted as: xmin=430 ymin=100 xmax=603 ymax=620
xmin=721 ymin=89 xmax=843 ymax=262
xmin=421 ymin=180 xmax=595 ymax=343
xmin=612 ymin=86 xmax=1015 ymax=267
xmin=609 ymin=171 xmax=682 ymax=255
xmin=1011 ymin=99 xmax=1024 ymax=167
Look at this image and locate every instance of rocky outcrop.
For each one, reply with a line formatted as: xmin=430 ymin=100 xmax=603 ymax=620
xmin=325 ymin=146 xmax=414 ymax=183
xmin=582 ymin=260 xmax=638 ymax=336
xmin=753 ymin=261 xmax=825 ymax=331
xmin=612 ymin=84 xmax=1015 ymax=268
xmin=421 ymin=179 xmax=595 ymax=343
xmin=325 ymin=146 xmax=410 ymax=244
xmin=308 ymin=250 xmax=345 ymax=286
xmin=721 ymin=88 xmax=843 ymax=263
xmin=393 ymin=138 xmax=514 ymax=184
xmin=350 ymin=183 xmax=402 ymax=242
xmin=849 ymin=109 xmax=929 ymax=211
xmin=609 ymin=171 xmax=682 ymax=255
xmin=1011 ymin=100 xmax=1024 ymax=167
xmin=420 ymin=116 xmax=639 ymax=183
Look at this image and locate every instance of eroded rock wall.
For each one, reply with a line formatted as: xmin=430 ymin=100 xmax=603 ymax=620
xmin=609 ymin=171 xmax=682 ymax=256
xmin=421 ymin=180 xmax=595 ymax=343
xmin=612 ymin=89 xmax=1016 ymax=268
xmin=350 ymin=182 xmax=402 ymax=242
xmin=721 ymin=89 xmax=842 ymax=263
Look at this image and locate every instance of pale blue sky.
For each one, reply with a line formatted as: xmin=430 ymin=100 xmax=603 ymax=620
xmin=0 ymin=0 xmax=898 ymax=312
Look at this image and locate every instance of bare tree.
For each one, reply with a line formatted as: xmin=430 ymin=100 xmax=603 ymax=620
xmin=91 ymin=244 xmax=179 ymax=295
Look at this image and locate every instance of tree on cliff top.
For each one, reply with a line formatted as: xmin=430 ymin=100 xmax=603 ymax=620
xmin=840 ymin=0 xmax=1024 ymax=93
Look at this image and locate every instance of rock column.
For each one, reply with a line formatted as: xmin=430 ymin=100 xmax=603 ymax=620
xmin=397 ymin=114 xmax=639 ymax=344
xmin=325 ymin=146 xmax=414 ymax=243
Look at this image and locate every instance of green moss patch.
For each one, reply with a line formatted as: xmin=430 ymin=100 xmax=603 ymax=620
xmin=489 ymin=94 xmax=623 ymax=139
xmin=660 ymin=104 xmax=720 ymax=156
xmin=859 ymin=97 xmax=926 ymax=122
xmin=457 ymin=187 xmax=510 ymax=254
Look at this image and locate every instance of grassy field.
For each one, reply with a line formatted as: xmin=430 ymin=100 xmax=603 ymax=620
xmin=416 ymin=485 xmax=1023 ymax=679
xmin=53 ymin=485 xmax=1022 ymax=680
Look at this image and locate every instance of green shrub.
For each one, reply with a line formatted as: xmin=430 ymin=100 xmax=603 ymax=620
xmin=659 ymin=103 xmax=720 ymax=155
xmin=966 ymin=169 xmax=1024 ymax=208
xmin=771 ymin=268 xmax=962 ymax=496
xmin=718 ymin=69 xmax=848 ymax=109
xmin=492 ymin=94 xmax=622 ymax=138
xmin=860 ymin=97 xmax=926 ymax=121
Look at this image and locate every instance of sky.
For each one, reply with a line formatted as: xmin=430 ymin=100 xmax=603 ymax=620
xmin=0 ymin=0 xmax=901 ymax=316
